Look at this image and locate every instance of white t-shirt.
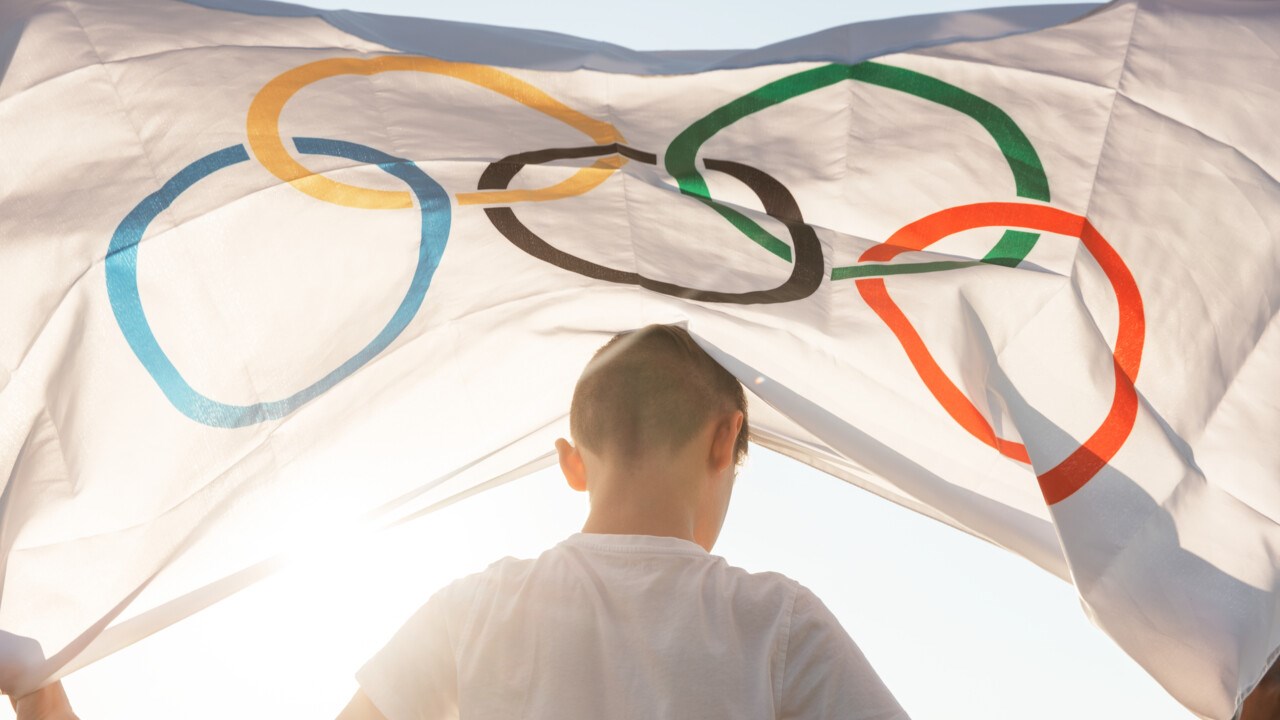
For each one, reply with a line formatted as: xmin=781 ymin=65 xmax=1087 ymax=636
xmin=357 ymin=533 xmax=908 ymax=720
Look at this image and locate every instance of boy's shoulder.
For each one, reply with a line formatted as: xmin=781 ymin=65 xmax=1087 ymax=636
xmin=430 ymin=552 xmax=535 ymax=604
xmin=433 ymin=534 xmax=813 ymax=611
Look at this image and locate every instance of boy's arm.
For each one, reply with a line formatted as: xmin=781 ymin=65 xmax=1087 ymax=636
xmin=10 ymin=680 xmax=78 ymax=720
xmin=779 ymin=585 xmax=908 ymax=720
xmin=1241 ymin=658 xmax=1280 ymax=720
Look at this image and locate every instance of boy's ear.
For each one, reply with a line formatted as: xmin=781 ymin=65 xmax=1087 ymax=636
xmin=556 ymin=437 xmax=588 ymax=492
xmin=709 ymin=410 xmax=744 ymax=474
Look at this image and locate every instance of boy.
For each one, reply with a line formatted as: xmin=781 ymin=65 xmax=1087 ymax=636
xmin=337 ymin=323 xmax=908 ymax=719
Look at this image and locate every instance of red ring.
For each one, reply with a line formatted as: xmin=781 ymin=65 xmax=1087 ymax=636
xmin=856 ymin=202 xmax=1145 ymax=505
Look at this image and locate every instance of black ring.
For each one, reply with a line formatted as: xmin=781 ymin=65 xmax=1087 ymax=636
xmin=478 ymin=144 xmax=823 ymax=305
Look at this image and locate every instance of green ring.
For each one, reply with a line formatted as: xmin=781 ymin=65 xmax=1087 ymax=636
xmin=663 ymin=61 xmax=1050 ymax=274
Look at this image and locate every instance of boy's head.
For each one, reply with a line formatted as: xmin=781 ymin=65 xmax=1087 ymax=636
xmin=555 ymin=324 xmax=749 ymax=551
xmin=569 ymin=324 xmax=748 ymax=468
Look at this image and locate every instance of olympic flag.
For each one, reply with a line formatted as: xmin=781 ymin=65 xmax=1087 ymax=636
xmin=1 ymin=0 xmax=1277 ymax=716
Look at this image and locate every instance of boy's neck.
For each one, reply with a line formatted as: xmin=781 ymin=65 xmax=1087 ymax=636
xmin=580 ymin=474 xmax=698 ymax=544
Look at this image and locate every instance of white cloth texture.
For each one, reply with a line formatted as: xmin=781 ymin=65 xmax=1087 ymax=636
xmin=357 ymin=533 xmax=908 ymax=720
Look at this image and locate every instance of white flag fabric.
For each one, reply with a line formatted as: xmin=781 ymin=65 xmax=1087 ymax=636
xmin=1 ymin=0 xmax=1278 ymax=716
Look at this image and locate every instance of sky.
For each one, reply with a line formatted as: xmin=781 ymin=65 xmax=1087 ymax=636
xmin=5 ymin=0 xmax=1198 ymax=718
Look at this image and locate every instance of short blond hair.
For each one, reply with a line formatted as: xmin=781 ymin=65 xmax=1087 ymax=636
xmin=570 ymin=324 xmax=749 ymax=466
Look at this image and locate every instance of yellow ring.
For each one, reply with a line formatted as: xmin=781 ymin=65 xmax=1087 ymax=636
xmin=247 ymin=56 xmax=626 ymax=210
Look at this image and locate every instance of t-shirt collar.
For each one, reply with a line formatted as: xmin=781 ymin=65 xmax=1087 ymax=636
xmin=562 ymin=532 xmax=710 ymax=556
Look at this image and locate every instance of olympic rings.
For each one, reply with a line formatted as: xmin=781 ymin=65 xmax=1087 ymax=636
xmin=856 ymin=202 xmax=1145 ymax=505
xmin=105 ymin=137 xmax=450 ymax=428
xmin=105 ymin=53 xmax=1145 ymax=505
xmin=478 ymin=144 xmax=823 ymax=304
xmin=246 ymin=56 xmax=626 ymax=210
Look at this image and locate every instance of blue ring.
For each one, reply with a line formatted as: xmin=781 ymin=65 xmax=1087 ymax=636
xmin=105 ymin=137 xmax=451 ymax=428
